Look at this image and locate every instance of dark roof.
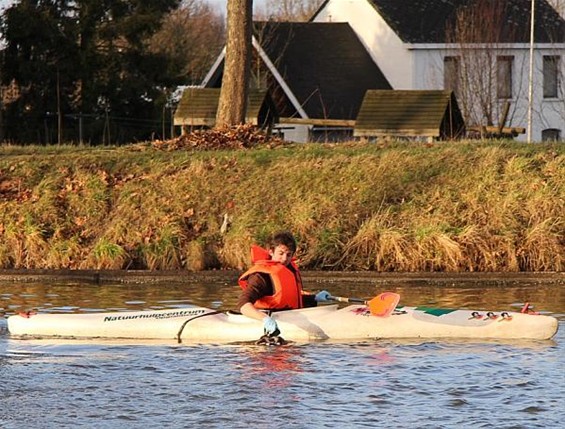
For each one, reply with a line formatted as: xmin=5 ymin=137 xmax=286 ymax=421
xmin=173 ymin=88 xmax=277 ymax=127
xmin=254 ymin=21 xmax=391 ymax=120
xmin=365 ymin=0 xmax=564 ymax=43
xmin=249 ymin=21 xmax=391 ymax=120
xmin=203 ymin=22 xmax=391 ymax=120
xmin=354 ymin=90 xmax=465 ymax=139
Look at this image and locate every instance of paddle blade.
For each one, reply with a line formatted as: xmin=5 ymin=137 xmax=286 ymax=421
xmin=368 ymin=292 xmax=400 ymax=317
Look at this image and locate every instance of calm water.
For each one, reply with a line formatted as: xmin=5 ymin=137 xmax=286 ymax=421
xmin=0 ymin=275 xmax=563 ymax=428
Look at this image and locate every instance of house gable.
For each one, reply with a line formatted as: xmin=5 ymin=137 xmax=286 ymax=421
xmin=202 ymin=21 xmax=391 ymax=121
xmin=255 ymin=21 xmax=391 ymax=120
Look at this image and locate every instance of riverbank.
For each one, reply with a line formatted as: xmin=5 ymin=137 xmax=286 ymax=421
xmin=0 ymin=139 xmax=564 ymax=272
xmin=0 ymin=269 xmax=564 ymax=286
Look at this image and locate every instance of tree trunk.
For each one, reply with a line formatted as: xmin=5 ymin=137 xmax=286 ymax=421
xmin=215 ymin=0 xmax=253 ymax=128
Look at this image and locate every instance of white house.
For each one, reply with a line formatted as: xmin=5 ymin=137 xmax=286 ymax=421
xmin=312 ymin=0 xmax=565 ymax=142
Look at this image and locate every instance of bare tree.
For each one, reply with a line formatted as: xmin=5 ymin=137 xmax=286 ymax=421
xmin=148 ymin=0 xmax=225 ymax=85
xmin=216 ymin=0 xmax=253 ymax=128
xmin=256 ymin=0 xmax=323 ymax=21
xmin=446 ymin=0 xmax=524 ymax=128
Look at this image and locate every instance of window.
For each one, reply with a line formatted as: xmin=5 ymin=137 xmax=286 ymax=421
xmin=542 ymin=129 xmax=561 ymax=141
xmin=444 ymin=56 xmax=460 ymax=94
xmin=497 ymin=56 xmax=513 ymax=99
xmin=543 ymin=56 xmax=560 ymax=98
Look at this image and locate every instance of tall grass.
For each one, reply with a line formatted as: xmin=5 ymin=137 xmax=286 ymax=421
xmin=0 ymin=141 xmax=563 ymax=271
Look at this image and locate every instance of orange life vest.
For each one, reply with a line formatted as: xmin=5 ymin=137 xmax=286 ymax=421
xmin=238 ymin=246 xmax=304 ymax=310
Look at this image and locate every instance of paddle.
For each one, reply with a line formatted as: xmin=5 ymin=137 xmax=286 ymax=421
xmin=328 ymin=291 xmax=400 ymax=317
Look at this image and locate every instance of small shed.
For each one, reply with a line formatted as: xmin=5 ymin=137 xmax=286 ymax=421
xmin=173 ymin=87 xmax=278 ymax=130
xmin=354 ymin=90 xmax=465 ymax=140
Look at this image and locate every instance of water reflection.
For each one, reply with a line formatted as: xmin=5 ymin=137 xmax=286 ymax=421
xmin=238 ymin=345 xmax=305 ymax=390
xmin=0 ymin=276 xmax=563 ymax=320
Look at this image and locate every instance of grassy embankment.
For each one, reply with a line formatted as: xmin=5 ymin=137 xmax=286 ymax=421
xmin=0 ymin=140 xmax=563 ymax=272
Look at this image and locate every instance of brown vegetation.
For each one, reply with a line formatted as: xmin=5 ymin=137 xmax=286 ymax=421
xmin=148 ymin=0 xmax=226 ymax=85
xmin=151 ymin=124 xmax=285 ymax=150
xmin=0 ymin=136 xmax=563 ymax=272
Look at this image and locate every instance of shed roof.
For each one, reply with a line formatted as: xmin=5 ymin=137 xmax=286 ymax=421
xmin=354 ymin=90 xmax=465 ymax=139
xmin=173 ymin=88 xmax=277 ymax=127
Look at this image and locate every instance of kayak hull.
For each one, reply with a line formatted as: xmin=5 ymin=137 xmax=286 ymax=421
xmin=6 ymin=304 xmax=559 ymax=342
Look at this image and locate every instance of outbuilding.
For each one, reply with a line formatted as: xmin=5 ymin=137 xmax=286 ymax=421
xmin=354 ymin=90 xmax=465 ymax=140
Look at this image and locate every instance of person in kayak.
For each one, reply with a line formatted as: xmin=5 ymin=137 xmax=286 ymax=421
xmin=237 ymin=231 xmax=331 ymax=336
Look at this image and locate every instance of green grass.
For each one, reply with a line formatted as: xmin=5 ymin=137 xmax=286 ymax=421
xmin=0 ymin=140 xmax=564 ymax=271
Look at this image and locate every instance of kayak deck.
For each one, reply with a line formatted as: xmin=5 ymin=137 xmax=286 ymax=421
xmin=6 ymin=304 xmax=559 ymax=342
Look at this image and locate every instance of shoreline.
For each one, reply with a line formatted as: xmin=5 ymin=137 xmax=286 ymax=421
xmin=1 ymin=269 xmax=563 ymax=286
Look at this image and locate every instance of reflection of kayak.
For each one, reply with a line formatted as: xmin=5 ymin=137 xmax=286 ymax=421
xmin=7 ymin=302 xmax=558 ymax=342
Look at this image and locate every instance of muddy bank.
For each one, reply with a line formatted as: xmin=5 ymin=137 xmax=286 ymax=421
xmin=0 ymin=269 xmax=563 ymax=286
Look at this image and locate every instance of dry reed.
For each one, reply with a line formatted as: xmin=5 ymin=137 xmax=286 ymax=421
xmin=0 ymin=141 xmax=563 ymax=272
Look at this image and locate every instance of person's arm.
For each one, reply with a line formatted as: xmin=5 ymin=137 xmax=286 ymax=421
xmin=238 ymin=273 xmax=279 ymax=334
xmin=302 ymin=292 xmax=318 ymax=308
xmin=240 ymin=302 xmax=269 ymax=321
xmin=302 ymin=290 xmax=332 ymax=307
xmin=237 ymin=272 xmax=274 ymax=319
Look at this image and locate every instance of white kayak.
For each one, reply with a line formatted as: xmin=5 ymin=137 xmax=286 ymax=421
xmin=6 ymin=303 xmax=559 ymax=342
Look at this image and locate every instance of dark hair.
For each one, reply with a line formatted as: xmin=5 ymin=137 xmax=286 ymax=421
xmin=268 ymin=231 xmax=297 ymax=253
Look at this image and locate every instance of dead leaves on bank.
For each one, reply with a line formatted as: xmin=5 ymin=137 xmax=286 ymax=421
xmin=151 ymin=124 xmax=286 ymax=151
xmin=0 ymin=178 xmax=33 ymax=203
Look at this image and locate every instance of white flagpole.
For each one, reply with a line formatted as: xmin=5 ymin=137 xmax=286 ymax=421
xmin=527 ymin=0 xmax=535 ymax=143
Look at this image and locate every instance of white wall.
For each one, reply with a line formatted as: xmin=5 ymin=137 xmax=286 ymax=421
xmin=312 ymin=0 xmax=413 ymax=89
xmin=527 ymin=47 xmax=565 ymax=141
xmin=410 ymin=44 xmax=565 ymax=141
xmin=547 ymin=0 xmax=565 ymax=18
xmin=279 ymin=125 xmax=310 ymax=143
